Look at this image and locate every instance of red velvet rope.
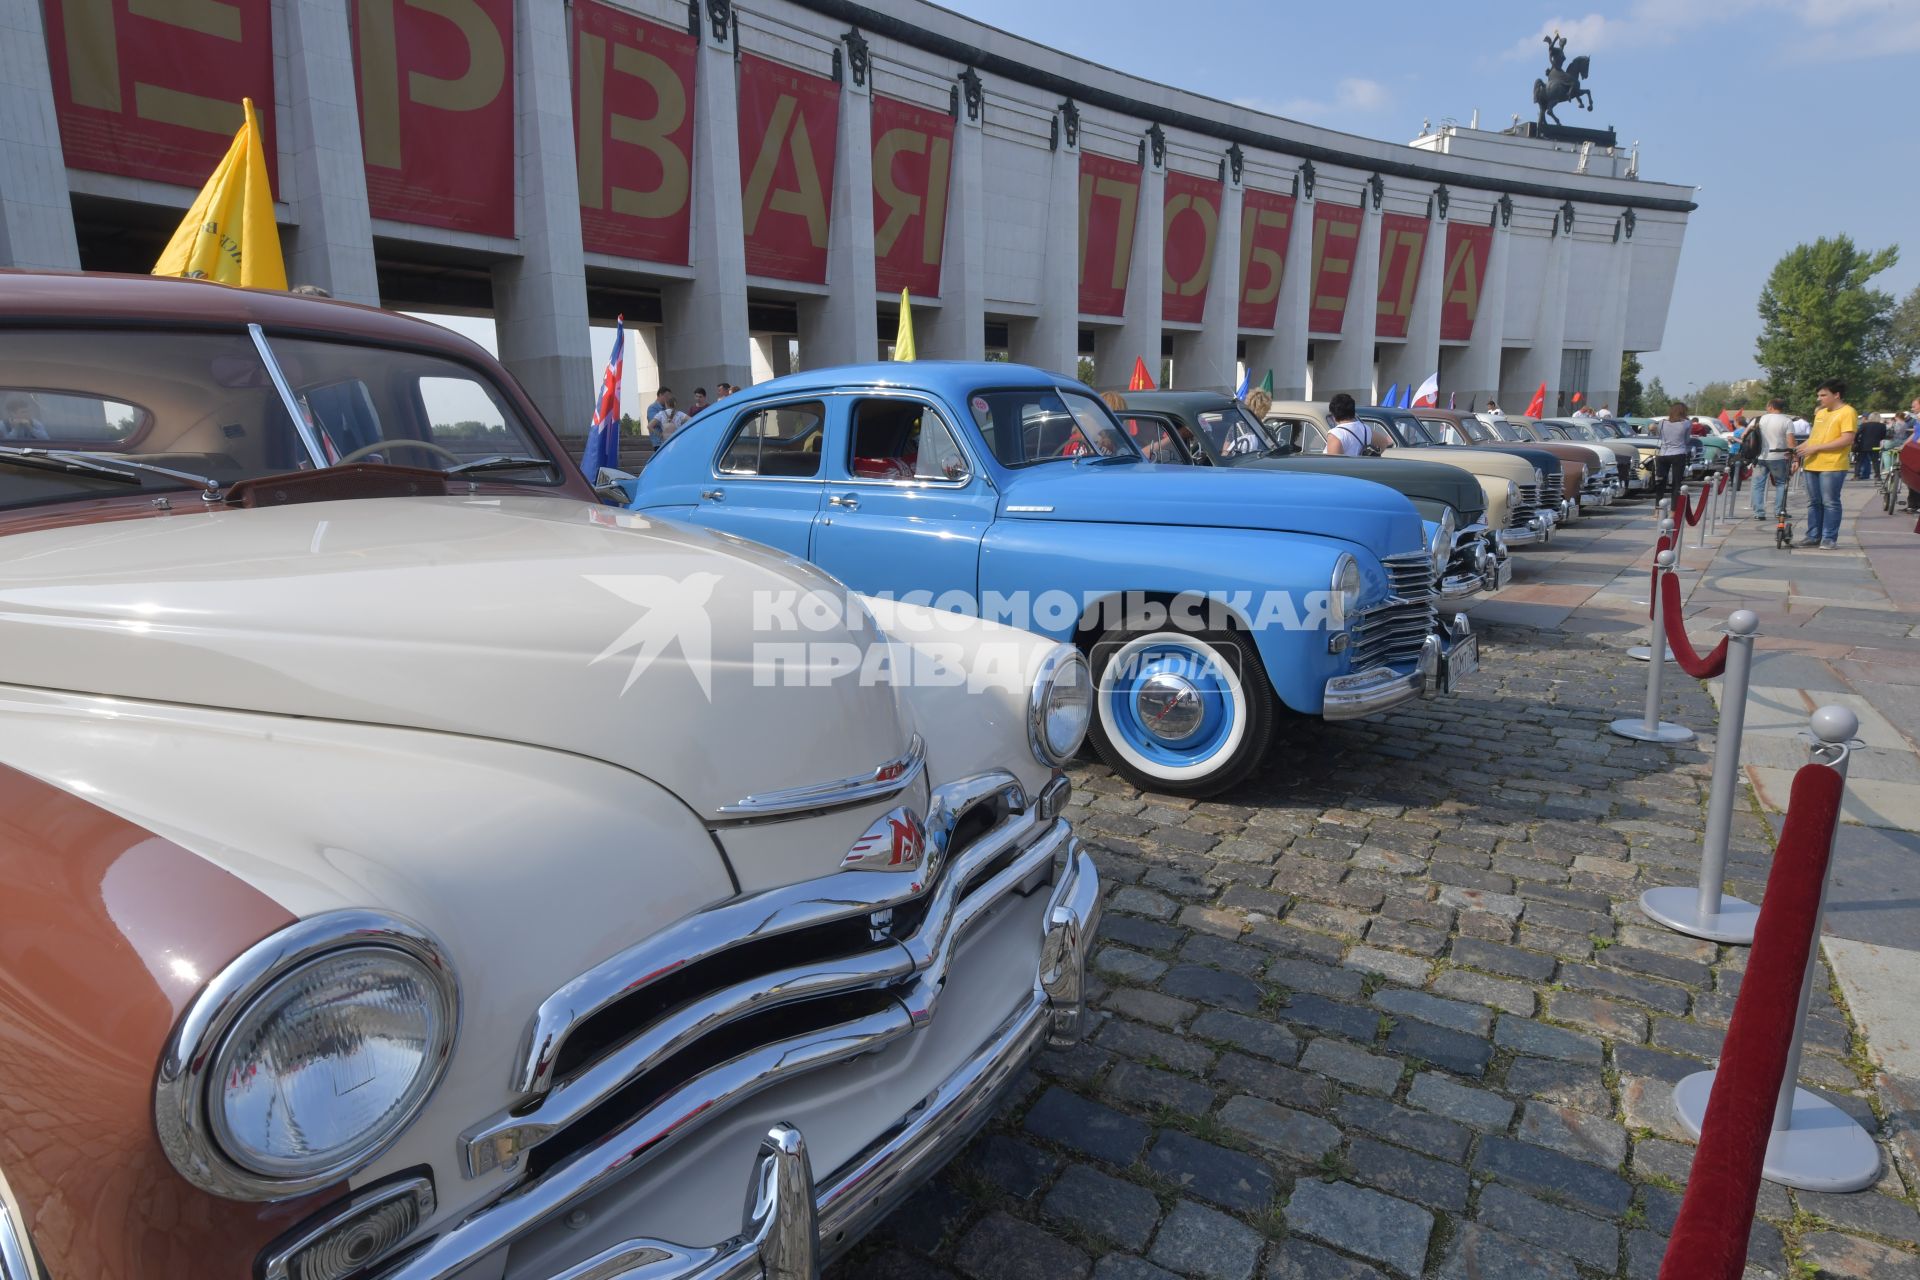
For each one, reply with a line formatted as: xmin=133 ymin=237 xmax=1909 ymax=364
xmin=1679 ymin=485 xmax=1709 ymax=526
xmin=1716 ymin=470 xmax=1729 ymax=494
xmin=1658 ymin=763 xmax=1846 ymax=1280
xmin=1659 ymin=572 xmax=1730 ymax=677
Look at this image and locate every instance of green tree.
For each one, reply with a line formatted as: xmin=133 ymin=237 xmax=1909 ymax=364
xmin=1643 ymin=375 xmax=1670 ymax=415
xmin=1617 ymin=352 xmax=1644 ymax=416
xmin=1755 ymin=235 xmax=1899 ymax=411
xmin=1075 ymin=356 xmax=1096 ymax=386
xmin=1862 ymin=283 xmax=1920 ymax=409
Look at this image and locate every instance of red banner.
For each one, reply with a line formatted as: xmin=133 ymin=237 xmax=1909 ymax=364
xmin=737 ymin=53 xmax=839 ymax=283
xmin=572 ymin=0 xmax=696 ymax=264
xmin=1237 ymin=188 xmax=1295 ymax=330
xmin=1308 ymin=203 xmax=1363 ymax=334
xmin=870 ymin=94 xmax=953 ymax=297
xmin=1161 ymin=170 xmax=1222 ymax=324
xmin=353 ymin=0 xmax=515 ymax=237
xmin=1078 ymin=151 xmax=1142 ymax=317
xmin=41 ymin=0 xmax=276 ymax=187
xmin=1374 ymin=212 xmax=1430 ymax=339
xmin=1440 ymin=222 xmax=1493 ymax=342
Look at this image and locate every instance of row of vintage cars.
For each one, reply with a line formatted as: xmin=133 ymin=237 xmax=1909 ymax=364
xmin=0 ymin=272 xmax=1645 ymax=1280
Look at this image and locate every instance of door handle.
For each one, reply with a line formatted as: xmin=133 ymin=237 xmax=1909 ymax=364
xmin=701 ymin=488 xmax=725 ymax=501
xmin=827 ymin=494 xmax=859 ymax=510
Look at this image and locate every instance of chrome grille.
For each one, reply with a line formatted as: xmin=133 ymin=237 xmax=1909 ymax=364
xmin=1350 ymin=552 xmax=1437 ymax=671
xmin=1542 ymin=474 xmax=1565 ymax=506
xmin=1516 ymin=482 xmax=1541 ymax=508
xmin=461 ymin=775 xmax=1066 ymax=1185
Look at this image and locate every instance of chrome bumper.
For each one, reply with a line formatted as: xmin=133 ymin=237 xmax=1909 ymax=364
xmin=374 ymin=840 xmax=1099 ymax=1280
xmin=1481 ymin=555 xmax=1514 ymax=592
xmin=1323 ymin=616 xmax=1473 ymax=720
xmin=1439 ymin=572 xmax=1483 ymax=603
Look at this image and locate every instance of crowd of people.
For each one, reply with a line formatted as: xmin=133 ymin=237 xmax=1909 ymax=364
xmin=1713 ymin=387 xmax=1920 ymax=543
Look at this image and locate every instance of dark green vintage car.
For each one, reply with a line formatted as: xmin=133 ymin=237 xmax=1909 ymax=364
xmin=1110 ymin=390 xmax=1509 ymax=602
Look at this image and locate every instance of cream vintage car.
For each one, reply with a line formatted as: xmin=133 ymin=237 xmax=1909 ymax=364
xmin=0 ymin=272 xmax=1099 ymax=1280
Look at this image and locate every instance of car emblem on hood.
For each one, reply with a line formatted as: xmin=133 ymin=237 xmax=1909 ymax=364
xmin=842 ymin=806 xmax=928 ymax=872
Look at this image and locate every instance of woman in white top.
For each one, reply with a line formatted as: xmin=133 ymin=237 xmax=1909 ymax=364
xmin=1323 ymin=393 xmax=1391 ymax=456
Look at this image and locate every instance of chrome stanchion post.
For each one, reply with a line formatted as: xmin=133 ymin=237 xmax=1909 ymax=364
xmin=1672 ymin=707 xmax=1880 ymax=1192
xmin=1689 ymin=484 xmax=1710 ymax=550
xmin=1630 ymin=514 xmax=1679 ymax=662
xmin=1641 ymin=610 xmax=1760 ymax=942
xmin=1612 ymin=550 xmax=1694 ymax=743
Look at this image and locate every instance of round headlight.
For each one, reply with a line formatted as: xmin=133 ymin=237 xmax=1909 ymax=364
xmin=1329 ymin=553 xmax=1361 ymax=630
xmin=1030 ymin=643 xmax=1092 ymax=766
xmin=1504 ymin=480 xmax=1520 ymax=509
xmin=1533 ymin=466 xmax=1546 ymax=487
xmin=156 ymin=911 xmax=457 ymax=1200
xmin=1429 ymin=510 xmax=1455 ymax=578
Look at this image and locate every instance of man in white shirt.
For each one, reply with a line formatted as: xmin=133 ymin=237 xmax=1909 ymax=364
xmin=1323 ymin=394 xmax=1392 ymax=456
xmin=1791 ymin=415 xmax=1811 ymax=443
xmin=1750 ymin=399 xmax=1796 ymax=520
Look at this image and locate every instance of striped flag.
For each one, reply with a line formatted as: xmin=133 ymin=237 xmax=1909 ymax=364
xmin=1411 ymin=372 xmax=1439 ymax=408
xmin=582 ymin=315 xmax=624 ymax=483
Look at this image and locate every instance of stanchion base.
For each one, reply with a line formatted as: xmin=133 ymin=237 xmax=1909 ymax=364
xmin=1628 ymin=645 xmax=1677 ymax=663
xmin=1672 ymin=1072 xmax=1881 ymax=1193
xmin=1638 ymin=885 xmax=1758 ymax=944
xmin=1610 ymin=717 xmax=1696 ymax=743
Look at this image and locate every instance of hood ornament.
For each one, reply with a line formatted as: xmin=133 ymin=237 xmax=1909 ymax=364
xmin=841 ymin=806 xmax=929 ymax=873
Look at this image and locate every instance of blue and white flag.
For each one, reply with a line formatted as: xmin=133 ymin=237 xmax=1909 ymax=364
xmin=582 ymin=315 xmax=625 ymax=483
xmin=1236 ymin=367 xmax=1251 ymax=399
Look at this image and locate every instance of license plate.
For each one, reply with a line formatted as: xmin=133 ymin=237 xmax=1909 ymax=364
xmin=1494 ymin=559 xmax=1514 ymax=589
xmin=1442 ymin=634 xmax=1479 ymax=693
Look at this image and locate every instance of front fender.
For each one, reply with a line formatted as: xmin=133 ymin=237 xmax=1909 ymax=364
xmin=978 ymin=521 xmax=1367 ymax=715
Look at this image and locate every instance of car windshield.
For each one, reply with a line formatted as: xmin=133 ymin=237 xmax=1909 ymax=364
xmin=1194 ymin=405 xmax=1280 ymax=458
xmin=1415 ymin=416 xmax=1471 ymax=445
xmin=1457 ymin=417 xmax=1495 ymax=443
xmin=1483 ymin=418 xmax=1527 ymax=442
xmin=0 ymin=327 xmax=561 ymax=511
xmin=966 ymin=386 xmax=1142 ymax=466
xmin=1375 ymin=413 xmax=1436 ymax=445
xmin=1558 ymin=421 xmax=1598 ymax=441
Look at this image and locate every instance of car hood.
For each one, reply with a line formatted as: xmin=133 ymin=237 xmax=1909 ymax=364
xmin=995 ymin=462 xmax=1424 ymax=555
xmin=1236 ymin=455 xmax=1485 ymax=524
xmin=1384 ymin=446 xmax=1537 ymax=485
xmin=0 ymin=496 xmax=914 ymax=821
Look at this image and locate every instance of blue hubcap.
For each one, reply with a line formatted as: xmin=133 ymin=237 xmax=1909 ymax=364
xmin=1105 ymin=641 xmax=1236 ymax=767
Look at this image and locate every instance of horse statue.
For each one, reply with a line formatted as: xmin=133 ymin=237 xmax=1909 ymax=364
xmin=1533 ymin=32 xmax=1593 ymax=127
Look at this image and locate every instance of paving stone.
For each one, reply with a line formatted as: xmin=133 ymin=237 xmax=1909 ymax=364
xmin=1106 ymin=989 xmax=1197 ymax=1029
xmin=1178 ymin=933 xmax=1269 ymax=977
xmin=1516 ymin=1100 xmax=1629 ymax=1168
xmin=953 ymin=1212 xmax=1091 ymax=1280
xmin=1505 ymin=1057 xmax=1612 ymax=1114
xmin=1494 ymin=1015 xmax=1604 ymax=1064
xmin=1263 ymin=1238 xmax=1388 ymax=1280
xmin=1191 ymin=1009 xmax=1300 ymax=1064
xmin=1474 ymin=1136 xmax=1632 ymax=1217
xmin=1614 ymin=1042 xmax=1705 ymax=1084
xmin=1619 ymin=1075 xmax=1694 ymax=1143
xmin=1797 ymin=1231 xmax=1920 ymax=1280
xmin=1337 ymin=1092 xmax=1471 ymax=1163
xmin=965 ymin=1135 xmax=1060 ymax=1201
xmin=1023 ymin=1087 xmax=1151 ymax=1166
xmin=839 ymin=1246 xmax=955 ymax=1278
xmin=1280 ymin=993 xmax=1380 ymax=1043
xmin=1105 ymin=1060 xmax=1216 ymax=1118
xmin=1147 ymin=1201 xmax=1264 ymax=1280
xmin=1093 ymin=1259 xmax=1179 ymax=1280
xmin=1797 ymin=1190 xmax=1920 ymax=1247
xmin=1436 ymin=885 xmax=1524 ymax=919
xmin=1450 ymin=937 xmax=1557 ymax=982
xmin=1211 ymin=1052 xmax=1333 ymax=1110
xmin=1096 ymin=1019 xmax=1217 ymax=1075
xmin=885 ymin=1179 xmax=973 ymax=1254
xmin=1407 ymin=1072 xmax=1515 ymax=1132
xmin=1101 ymin=915 xmax=1187 ymax=953
xmin=1372 ymin=988 xmax=1493 ymax=1037
xmin=1041 ymin=1164 xmax=1161 ymax=1252
xmin=1546 ymin=990 xmax=1650 ymax=1042
xmin=1430 ymin=968 xmax=1536 ymax=1016
xmin=1605 ymin=945 xmax=1713 ymax=987
xmin=1219 ymin=1095 xmax=1342 ymax=1162
xmin=1300 ymin=1037 xmax=1402 ymax=1094
xmin=1285 ymin=1179 xmax=1433 ymax=1278
xmin=1341 ymin=946 xmax=1433 ymax=987
xmin=1036 ymin=1041 xmax=1112 ymax=1086
xmin=1651 ymin=1016 xmax=1725 ymax=1058
xmin=1347 ymin=1136 xmax=1469 ymax=1211
xmin=1435 ymin=1223 xmax=1582 ymax=1280
xmin=1557 ymin=962 xmax=1693 ymax=1015
xmin=1474 ymin=1183 xmax=1618 ymax=1271
xmin=1385 ymin=1018 xmax=1492 ymax=1077
xmin=1095 ymin=947 xmax=1171 ymax=986
xmin=1145 ymin=1130 xmax=1278 ymax=1214
xmin=1159 ymin=964 xmax=1268 ymax=1014
xmin=1265 ymin=955 xmax=1365 ymax=1000
xmin=1109 ymin=887 xmax=1180 ymax=921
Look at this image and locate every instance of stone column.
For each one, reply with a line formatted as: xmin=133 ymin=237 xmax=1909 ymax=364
xmin=1313 ymin=190 xmax=1382 ymax=404
xmin=0 ymin=0 xmax=80 ymax=269
xmin=1504 ymin=214 xmax=1572 ymax=413
xmin=281 ymin=0 xmax=378 ymax=303
xmin=1169 ymin=166 xmax=1241 ymax=391
xmin=492 ymin=0 xmax=593 ymax=444
xmin=1452 ymin=208 xmax=1511 ymax=411
xmin=1242 ymin=177 xmax=1312 ymax=399
xmin=798 ymin=35 xmax=877 ymax=365
xmin=1584 ymin=227 xmax=1636 ymax=412
xmin=1008 ymin=106 xmax=1077 ymax=378
xmin=920 ymin=75 xmax=984 ymax=360
xmin=659 ymin=18 xmax=751 ymax=393
xmin=1379 ymin=207 xmax=1445 ymax=401
xmin=1093 ymin=136 xmax=1164 ymax=384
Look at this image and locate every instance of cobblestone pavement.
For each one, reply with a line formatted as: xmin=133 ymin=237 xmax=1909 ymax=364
xmin=827 ymin=501 xmax=1920 ymax=1280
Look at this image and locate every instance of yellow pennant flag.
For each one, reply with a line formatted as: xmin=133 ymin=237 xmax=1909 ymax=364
xmin=893 ymin=288 xmax=916 ymax=362
xmin=153 ymin=98 xmax=287 ymax=291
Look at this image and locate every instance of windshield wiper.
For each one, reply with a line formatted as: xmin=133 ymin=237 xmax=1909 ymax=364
xmin=0 ymin=446 xmax=222 ymax=497
xmin=441 ymin=454 xmax=560 ymax=477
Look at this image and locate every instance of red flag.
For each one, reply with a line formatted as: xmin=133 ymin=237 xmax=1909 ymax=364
xmin=1571 ymin=391 xmax=1584 ymax=404
xmin=1524 ymin=382 xmax=1546 ymax=418
xmin=1129 ymin=357 xmax=1155 ymax=392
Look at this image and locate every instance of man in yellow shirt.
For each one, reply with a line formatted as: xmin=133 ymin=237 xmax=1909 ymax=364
xmin=1795 ymin=379 xmax=1857 ymax=548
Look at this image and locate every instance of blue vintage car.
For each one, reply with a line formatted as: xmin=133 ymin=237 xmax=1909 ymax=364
xmin=625 ymin=362 xmax=1475 ymax=796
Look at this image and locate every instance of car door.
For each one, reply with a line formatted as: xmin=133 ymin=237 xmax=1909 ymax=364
xmin=677 ymin=398 xmax=827 ymax=557
xmin=1115 ymin=413 xmax=1194 ymax=465
xmin=809 ymin=393 xmax=996 ymax=603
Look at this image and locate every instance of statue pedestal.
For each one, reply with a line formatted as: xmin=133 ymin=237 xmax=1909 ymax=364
xmin=1505 ymin=121 xmax=1620 ymax=148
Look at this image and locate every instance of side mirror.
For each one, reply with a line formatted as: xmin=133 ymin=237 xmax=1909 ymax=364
xmin=594 ymin=466 xmax=636 ymax=506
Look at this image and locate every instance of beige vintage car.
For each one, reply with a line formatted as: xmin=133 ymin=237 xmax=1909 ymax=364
xmin=0 ymin=273 xmax=1099 ymax=1280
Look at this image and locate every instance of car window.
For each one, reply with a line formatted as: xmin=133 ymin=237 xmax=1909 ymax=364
xmin=1362 ymin=414 xmax=1410 ymax=446
xmin=967 ymin=386 xmax=1139 ymax=466
xmin=1118 ymin=414 xmax=1188 ymax=463
xmin=718 ymin=401 xmax=826 ymax=477
xmin=1293 ymin=420 xmax=1329 ymax=453
xmin=1195 ymin=407 xmax=1275 ymax=458
xmin=1458 ymin=417 xmax=1494 ymax=443
xmin=1417 ymin=417 xmax=1467 ymax=445
xmin=0 ymin=389 xmax=148 ymax=444
xmin=847 ymin=398 xmax=970 ymax=483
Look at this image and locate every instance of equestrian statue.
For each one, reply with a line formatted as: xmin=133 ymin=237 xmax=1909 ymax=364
xmin=1534 ymin=32 xmax=1593 ymax=127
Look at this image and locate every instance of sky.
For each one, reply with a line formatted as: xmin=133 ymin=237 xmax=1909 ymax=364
xmin=421 ymin=0 xmax=1920 ymax=405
